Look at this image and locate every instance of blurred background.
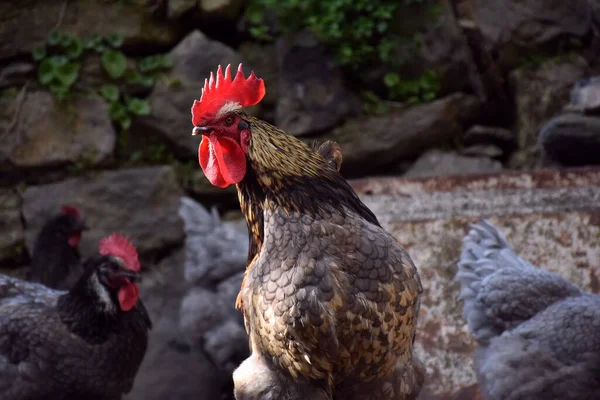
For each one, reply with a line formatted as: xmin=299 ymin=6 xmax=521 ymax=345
xmin=1 ymin=0 xmax=600 ymax=399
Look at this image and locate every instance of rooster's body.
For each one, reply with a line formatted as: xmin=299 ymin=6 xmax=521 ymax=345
xmin=189 ymin=64 xmax=424 ymax=400
xmin=457 ymin=220 xmax=600 ymax=400
xmin=0 ymin=234 xmax=151 ymax=400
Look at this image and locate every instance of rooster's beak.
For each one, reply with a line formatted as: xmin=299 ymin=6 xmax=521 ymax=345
xmin=192 ymin=126 xmax=214 ymax=136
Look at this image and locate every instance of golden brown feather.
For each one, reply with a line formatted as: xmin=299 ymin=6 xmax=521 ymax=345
xmin=231 ymin=112 xmax=423 ymax=399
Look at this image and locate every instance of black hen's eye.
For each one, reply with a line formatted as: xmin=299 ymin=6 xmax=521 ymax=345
xmin=224 ymin=116 xmax=234 ymax=126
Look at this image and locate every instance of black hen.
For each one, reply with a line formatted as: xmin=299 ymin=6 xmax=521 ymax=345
xmin=0 ymin=233 xmax=152 ymax=400
xmin=28 ymin=205 xmax=88 ymax=290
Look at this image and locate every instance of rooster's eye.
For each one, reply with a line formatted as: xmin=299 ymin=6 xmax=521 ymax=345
xmin=224 ymin=116 xmax=234 ymax=126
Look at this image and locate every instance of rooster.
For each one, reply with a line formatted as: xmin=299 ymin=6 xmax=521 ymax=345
xmin=189 ymin=64 xmax=424 ymax=400
xmin=0 ymin=233 xmax=152 ymax=400
xmin=456 ymin=220 xmax=600 ymax=400
xmin=27 ymin=205 xmax=88 ymax=290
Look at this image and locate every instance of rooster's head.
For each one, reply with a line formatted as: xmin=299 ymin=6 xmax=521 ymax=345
xmin=84 ymin=233 xmax=142 ymax=313
xmin=190 ymin=63 xmax=265 ymax=188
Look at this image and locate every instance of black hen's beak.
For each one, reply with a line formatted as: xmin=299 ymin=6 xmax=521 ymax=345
xmin=117 ymin=269 xmax=141 ymax=282
xmin=192 ymin=126 xmax=214 ymax=136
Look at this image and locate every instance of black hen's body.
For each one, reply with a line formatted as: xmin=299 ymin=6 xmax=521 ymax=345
xmin=0 ymin=258 xmax=151 ymax=400
xmin=28 ymin=213 xmax=84 ymax=290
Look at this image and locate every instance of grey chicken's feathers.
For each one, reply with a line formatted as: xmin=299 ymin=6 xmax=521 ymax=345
xmin=456 ymin=220 xmax=582 ymax=344
xmin=178 ymin=197 xmax=248 ymax=284
xmin=476 ymin=295 xmax=600 ymax=400
xmin=457 ymin=220 xmax=600 ymax=400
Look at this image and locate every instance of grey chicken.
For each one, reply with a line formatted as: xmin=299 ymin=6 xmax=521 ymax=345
xmin=456 ymin=219 xmax=600 ymax=400
xmin=0 ymin=233 xmax=152 ymax=400
xmin=27 ymin=205 xmax=88 ymax=290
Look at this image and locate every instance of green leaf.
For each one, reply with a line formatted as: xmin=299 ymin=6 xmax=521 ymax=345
xmin=383 ymin=72 xmax=400 ymax=88
xmin=130 ymin=151 xmax=143 ymax=162
xmin=158 ymin=54 xmax=173 ymax=69
xmin=83 ymin=38 xmax=96 ymax=49
xmin=55 ymin=62 xmax=80 ymax=87
xmin=52 ymin=55 xmax=69 ymax=66
xmin=109 ymin=101 xmax=127 ymax=121
xmin=126 ymin=97 xmax=151 ymax=116
xmin=49 ymin=82 xmax=69 ymax=100
xmin=101 ymin=49 xmax=127 ymax=79
xmin=38 ymin=58 xmax=56 ymax=85
xmin=32 ymin=46 xmax=46 ymax=62
xmin=94 ymin=43 xmax=107 ymax=54
xmin=47 ymin=30 xmax=63 ymax=46
xmin=60 ymin=33 xmax=74 ymax=48
xmin=100 ymin=84 xmax=120 ymax=102
xmin=138 ymin=55 xmax=160 ymax=73
xmin=139 ymin=74 xmax=155 ymax=87
xmin=66 ymin=36 xmax=83 ymax=59
xmin=106 ymin=33 xmax=124 ymax=48
xmin=119 ymin=116 xmax=132 ymax=131
xmin=246 ymin=3 xmax=265 ymax=24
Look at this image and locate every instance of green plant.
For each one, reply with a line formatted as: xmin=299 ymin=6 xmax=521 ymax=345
xmin=32 ymin=30 xmax=171 ymax=132
xmin=384 ymin=69 xmax=440 ymax=104
xmin=247 ymin=0 xmax=400 ymax=67
xmin=246 ymin=0 xmax=442 ymax=106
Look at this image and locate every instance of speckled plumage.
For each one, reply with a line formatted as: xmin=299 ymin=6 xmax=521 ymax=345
xmin=232 ymin=114 xmax=423 ymax=399
xmin=0 ymin=260 xmax=151 ymax=400
xmin=457 ymin=220 xmax=600 ymax=400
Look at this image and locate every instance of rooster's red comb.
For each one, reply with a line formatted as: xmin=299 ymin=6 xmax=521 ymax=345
xmin=61 ymin=205 xmax=81 ymax=217
xmin=98 ymin=233 xmax=140 ymax=272
xmin=191 ymin=63 xmax=266 ymax=126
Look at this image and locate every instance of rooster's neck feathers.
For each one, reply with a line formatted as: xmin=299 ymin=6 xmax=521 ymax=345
xmin=235 ymin=113 xmax=379 ymax=266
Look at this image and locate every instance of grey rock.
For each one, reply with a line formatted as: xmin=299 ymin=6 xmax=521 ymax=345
xmin=125 ymin=250 xmax=222 ymax=400
xmin=539 ymin=113 xmax=600 ymax=166
xmin=136 ymin=30 xmax=243 ymax=159
xmin=178 ymin=197 xmax=248 ymax=284
xmin=0 ymin=62 xmax=34 ymax=89
xmin=471 ymin=0 xmax=593 ymax=67
xmin=199 ymin=0 xmax=245 ymax=19
xmin=0 ymin=0 xmax=180 ymax=61
xmin=510 ymin=58 xmax=589 ymax=150
xmin=565 ymin=76 xmax=600 ymax=115
xmin=238 ymin=42 xmax=279 ymax=110
xmin=0 ymin=188 xmax=23 ymax=265
xmin=275 ymin=31 xmax=361 ymax=136
xmin=22 ymin=165 xmax=184 ymax=259
xmin=463 ymin=125 xmax=516 ymax=151
xmin=313 ymin=93 xmax=481 ymax=177
xmin=0 ymin=91 xmax=115 ymax=169
xmin=404 ymin=149 xmax=503 ymax=178
xmin=375 ymin=0 xmax=478 ymax=96
xmin=167 ymin=0 xmax=197 ymax=19
xmin=460 ymin=144 xmax=504 ymax=159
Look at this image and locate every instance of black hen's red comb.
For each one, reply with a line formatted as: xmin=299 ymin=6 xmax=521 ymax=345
xmin=61 ymin=205 xmax=81 ymax=217
xmin=98 ymin=233 xmax=140 ymax=272
xmin=191 ymin=63 xmax=266 ymax=126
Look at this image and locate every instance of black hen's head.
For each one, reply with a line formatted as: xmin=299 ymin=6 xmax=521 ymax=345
xmin=53 ymin=205 xmax=88 ymax=248
xmin=78 ymin=233 xmax=142 ymax=314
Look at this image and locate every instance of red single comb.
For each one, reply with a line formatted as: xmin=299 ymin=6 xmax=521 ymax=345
xmin=61 ymin=205 xmax=81 ymax=217
xmin=191 ymin=63 xmax=266 ymax=126
xmin=98 ymin=233 xmax=140 ymax=272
